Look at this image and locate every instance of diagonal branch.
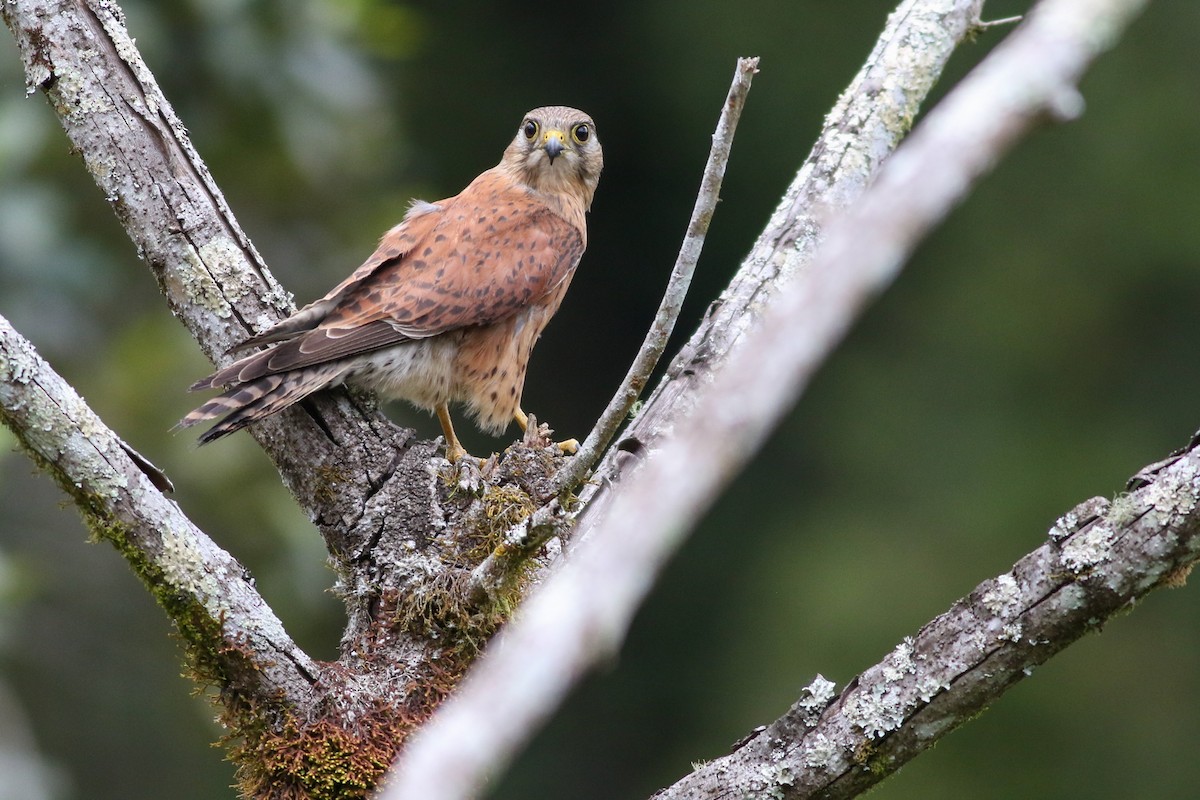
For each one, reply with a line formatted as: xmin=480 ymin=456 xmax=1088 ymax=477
xmin=556 ymin=56 xmax=760 ymax=491
xmin=1 ymin=0 xmax=413 ymax=562
xmin=567 ymin=0 xmax=991 ymax=546
xmin=0 ymin=313 xmax=319 ymax=708
xmin=654 ymin=446 xmax=1195 ymax=797
xmin=473 ymin=58 xmax=761 ymax=595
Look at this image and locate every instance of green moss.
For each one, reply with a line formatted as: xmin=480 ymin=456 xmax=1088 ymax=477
xmin=459 ymin=483 xmax=536 ymax=562
xmin=86 ymin=497 xmax=403 ymax=800
xmin=313 ymin=464 xmax=352 ymax=508
xmin=230 ymin=704 xmax=406 ymax=800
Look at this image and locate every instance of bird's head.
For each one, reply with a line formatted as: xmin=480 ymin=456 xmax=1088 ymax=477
xmin=501 ymin=106 xmax=603 ymax=210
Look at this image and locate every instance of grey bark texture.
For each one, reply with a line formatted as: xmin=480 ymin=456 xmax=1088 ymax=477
xmin=651 ymin=457 xmax=1200 ymax=799
xmin=384 ymin=1 xmax=1159 ymax=798
xmin=0 ymin=313 xmax=319 ymax=706
xmin=1 ymin=0 xmax=1184 ymax=799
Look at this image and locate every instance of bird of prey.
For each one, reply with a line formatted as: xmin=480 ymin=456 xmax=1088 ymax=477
xmin=180 ymin=106 xmax=602 ymax=462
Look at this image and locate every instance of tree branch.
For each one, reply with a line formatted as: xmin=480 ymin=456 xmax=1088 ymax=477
xmin=0 ymin=0 xmax=416 ymax=565
xmin=382 ymin=1 xmax=1000 ymax=797
xmin=654 ymin=446 xmax=1193 ymax=797
xmin=567 ymin=0 xmax=992 ymax=546
xmin=0 ymin=313 xmax=318 ymax=706
xmin=556 ymin=56 xmax=759 ymax=491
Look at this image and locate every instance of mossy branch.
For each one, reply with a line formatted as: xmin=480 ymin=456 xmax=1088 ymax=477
xmin=0 ymin=314 xmax=318 ymax=705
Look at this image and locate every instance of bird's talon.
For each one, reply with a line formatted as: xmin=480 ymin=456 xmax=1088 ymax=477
xmin=556 ymin=438 xmax=579 ymax=455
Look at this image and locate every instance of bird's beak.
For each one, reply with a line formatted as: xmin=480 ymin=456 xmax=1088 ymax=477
xmin=542 ymin=129 xmax=567 ymax=163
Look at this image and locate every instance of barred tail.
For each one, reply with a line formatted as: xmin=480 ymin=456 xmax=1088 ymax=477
xmin=177 ymin=363 xmax=346 ymax=444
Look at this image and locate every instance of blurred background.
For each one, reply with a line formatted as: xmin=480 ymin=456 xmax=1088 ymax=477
xmin=2 ymin=0 xmax=1199 ymax=797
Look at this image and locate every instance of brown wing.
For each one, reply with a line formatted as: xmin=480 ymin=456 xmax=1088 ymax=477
xmin=320 ymin=171 xmax=585 ymax=339
xmin=195 ymin=169 xmax=583 ymax=389
xmin=232 ymin=200 xmax=446 ymax=351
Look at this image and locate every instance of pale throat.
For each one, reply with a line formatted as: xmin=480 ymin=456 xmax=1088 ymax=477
xmin=504 ymin=155 xmax=597 ymax=212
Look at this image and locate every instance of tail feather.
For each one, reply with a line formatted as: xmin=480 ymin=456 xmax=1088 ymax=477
xmin=188 ymin=346 xmax=278 ymax=393
xmin=178 ymin=363 xmax=346 ymax=443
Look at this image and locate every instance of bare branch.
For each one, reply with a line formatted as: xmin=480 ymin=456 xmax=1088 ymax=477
xmin=0 ymin=314 xmax=318 ymax=705
xmin=556 ymin=57 xmax=760 ymax=491
xmin=380 ymin=1 xmax=997 ymax=797
xmin=654 ymin=446 xmax=1195 ymax=798
xmin=977 ymin=14 xmax=1024 ymax=28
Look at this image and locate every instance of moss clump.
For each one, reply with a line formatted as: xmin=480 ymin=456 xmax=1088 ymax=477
xmin=390 ymin=569 xmax=505 ymax=661
xmin=229 ymin=700 xmax=407 ymax=800
xmin=457 ymin=483 xmax=537 ymax=563
xmin=312 ymin=464 xmax=353 ymax=508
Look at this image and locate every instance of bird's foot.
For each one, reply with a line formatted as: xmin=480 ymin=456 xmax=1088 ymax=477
xmin=444 ymin=440 xmax=469 ymax=464
xmin=439 ymin=443 xmax=497 ymax=492
xmin=442 ymin=437 xmax=487 ymax=468
xmin=519 ymin=414 xmax=576 ymax=457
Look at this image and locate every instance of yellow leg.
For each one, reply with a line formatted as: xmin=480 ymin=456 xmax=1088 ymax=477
xmin=436 ymin=403 xmax=468 ymax=463
xmin=514 ymin=408 xmax=529 ymax=431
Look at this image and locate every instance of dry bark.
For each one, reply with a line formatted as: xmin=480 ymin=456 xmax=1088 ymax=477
xmin=387 ymin=0 xmax=1160 ymax=797
xmin=2 ymin=0 xmax=1177 ymax=799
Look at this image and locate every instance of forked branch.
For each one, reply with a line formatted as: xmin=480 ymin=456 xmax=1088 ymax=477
xmin=384 ymin=0 xmax=1152 ymax=797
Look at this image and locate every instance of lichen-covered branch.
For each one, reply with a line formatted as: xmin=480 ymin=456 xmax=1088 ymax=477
xmin=0 ymin=314 xmax=318 ymax=706
xmin=0 ymin=0 xmax=416 ymax=565
xmin=654 ymin=445 xmax=1195 ymax=798
xmin=566 ymin=0 xmax=992 ymax=540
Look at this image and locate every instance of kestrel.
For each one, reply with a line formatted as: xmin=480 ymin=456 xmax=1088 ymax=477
xmin=180 ymin=106 xmax=602 ymax=462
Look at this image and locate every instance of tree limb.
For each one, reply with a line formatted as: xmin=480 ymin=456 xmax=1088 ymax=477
xmin=382 ymin=1 xmax=1003 ymax=797
xmin=568 ymin=0 xmax=992 ymax=545
xmin=556 ymin=56 xmax=760 ymax=491
xmin=471 ymin=58 xmax=762 ymax=593
xmin=0 ymin=0 xmax=417 ymax=567
xmin=653 ymin=446 xmax=1192 ymax=798
xmin=0 ymin=313 xmax=318 ymax=707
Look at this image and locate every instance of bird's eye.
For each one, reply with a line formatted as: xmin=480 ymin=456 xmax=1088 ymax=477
xmin=572 ymin=123 xmax=590 ymax=144
xmin=523 ymin=120 xmax=539 ymax=140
